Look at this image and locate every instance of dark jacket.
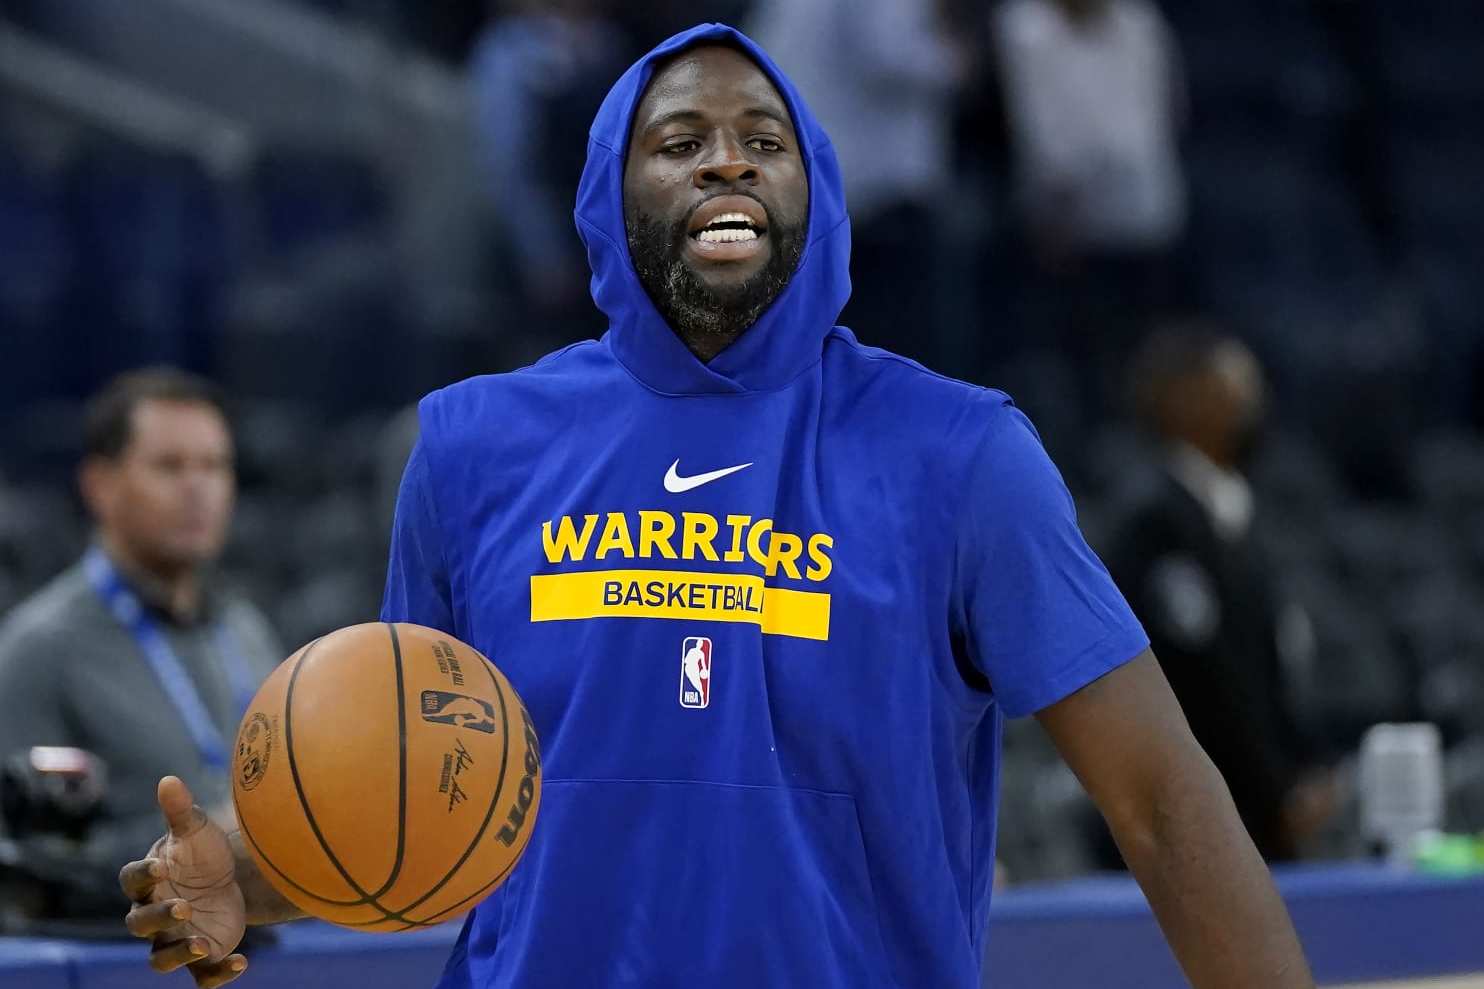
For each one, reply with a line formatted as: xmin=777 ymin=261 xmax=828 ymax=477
xmin=1106 ymin=458 xmax=1314 ymax=860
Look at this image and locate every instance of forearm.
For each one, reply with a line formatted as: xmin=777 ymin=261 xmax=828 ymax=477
xmin=227 ymin=830 xmax=306 ymax=926
xmin=1109 ymin=750 xmax=1313 ymax=989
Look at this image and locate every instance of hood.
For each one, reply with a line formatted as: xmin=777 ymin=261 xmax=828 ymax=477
xmin=575 ymin=23 xmax=852 ymax=396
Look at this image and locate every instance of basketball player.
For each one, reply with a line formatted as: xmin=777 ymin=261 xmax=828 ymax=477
xmin=119 ymin=24 xmax=1314 ymax=988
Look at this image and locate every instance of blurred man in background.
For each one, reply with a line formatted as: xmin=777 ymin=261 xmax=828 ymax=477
xmin=748 ymin=0 xmax=970 ymax=367
xmin=0 ymin=369 xmax=280 ymax=902
xmin=990 ymin=0 xmax=1187 ymax=412
xmin=993 ymin=0 xmax=1186 ymax=259
xmin=469 ymin=0 xmax=630 ymax=361
xmin=1103 ymin=329 xmax=1336 ymax=862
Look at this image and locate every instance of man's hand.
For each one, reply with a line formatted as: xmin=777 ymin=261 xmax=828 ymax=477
xmin=119 ymin=776 xmax=248 ymax=987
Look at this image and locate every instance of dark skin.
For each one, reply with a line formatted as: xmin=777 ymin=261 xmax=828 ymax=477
xmin=119 ymin=45 xmax=1313 ymax=989
xmin=121 ymin=658 xmax=1314 ymax=989
xmin=623 ymin=46 xmax=809 ymax=361
xmin=1038 ymin=652 xmax=1313 ymax=986
xmin=118 ymin=777 xmax=275 ymax=987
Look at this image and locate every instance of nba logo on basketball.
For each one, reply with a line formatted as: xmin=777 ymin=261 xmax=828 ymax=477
xmin=680 ymin=636 xmax=712 ymax=709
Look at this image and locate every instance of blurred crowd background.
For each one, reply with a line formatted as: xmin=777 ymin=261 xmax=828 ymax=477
xmin=1 ymin=0 xmax=1482 ymax=907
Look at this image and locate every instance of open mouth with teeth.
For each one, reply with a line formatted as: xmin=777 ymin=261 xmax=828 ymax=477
xmin=692 ymin=212 xmax=766 ymax=244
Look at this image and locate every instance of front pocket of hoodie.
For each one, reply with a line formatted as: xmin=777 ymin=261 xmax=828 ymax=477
xmin=486 ymin=779 xmax=896 ymax=989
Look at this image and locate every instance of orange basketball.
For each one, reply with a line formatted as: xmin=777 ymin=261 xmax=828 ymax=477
xmin=230 ymin=622 xmax=541 ymax=931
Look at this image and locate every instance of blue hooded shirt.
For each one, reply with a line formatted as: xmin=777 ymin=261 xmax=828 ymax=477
xmin=382 ymin=23 xmax=1147 ymax=989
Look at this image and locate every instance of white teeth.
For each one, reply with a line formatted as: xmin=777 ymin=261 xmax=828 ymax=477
xmin=697 ymin=228 xmax=760 ymax=244
xmin=707 ymin=212 xmax=753 ymax=227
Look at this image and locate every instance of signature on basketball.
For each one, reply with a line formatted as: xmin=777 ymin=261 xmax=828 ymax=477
xmin=420 ymin=690 xmax=497 ymax=734
xmin=438 ymin=737 xmax=475 ymax=813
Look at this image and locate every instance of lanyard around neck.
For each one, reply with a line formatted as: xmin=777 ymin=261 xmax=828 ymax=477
xmin=84 ymin=547 xmax=256 ymax=772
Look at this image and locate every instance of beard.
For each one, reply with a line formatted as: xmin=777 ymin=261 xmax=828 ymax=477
xmin=625 ymin=198 xmax=805 ymax=356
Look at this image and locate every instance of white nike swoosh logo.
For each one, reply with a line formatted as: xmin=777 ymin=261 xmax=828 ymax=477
xmin=664 ymin=459 xmax=754 ymax=494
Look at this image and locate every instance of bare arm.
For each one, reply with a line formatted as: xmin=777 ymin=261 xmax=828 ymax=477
xmin=1036 ymin=650 xmax=1314 ymax=988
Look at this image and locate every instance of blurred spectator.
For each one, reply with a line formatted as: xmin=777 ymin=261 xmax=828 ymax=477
xmin=989 ymin=0 xmax=1187 ymax=408
xmin=469 ymin=0 xmax=628 ymax=357
xmin=748 ymin=0 xmax=970 ymax=367
xmin=992 ymin=0 xmax=1185 ymax=261
xmin=1101 ymin=328 xmax=1336 ymax=862
xmin=0 ymin=369 xmax=281 ymax=895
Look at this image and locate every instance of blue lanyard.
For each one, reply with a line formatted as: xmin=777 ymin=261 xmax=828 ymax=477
xmin=84 ymin=547 xmax=256 ymax=772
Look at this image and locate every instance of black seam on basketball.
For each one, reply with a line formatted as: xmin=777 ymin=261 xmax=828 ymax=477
xmin=284 ymin=631 xmax=405 ymax=922
xmin=252 ymin=633 xmax=517 ymax=929
xmin=397 ymin=836 xmax=526 ymax=929
xmin=395 ymin=655 xmax=539 ymax=929
xmin=375 ymin=645 xmax=513 ymax=921
xmin=236 ymin=639 xmax=384 ymax=908
xmin=385 ymin=857 xmax=521 ymax=932
xmin=239 ymin=816 xmax=380 ymax=908
xmin=335 ymin=911 xmax=441 ymax=929
xmin=276 ymin=629 xmax=498 ymax=928
xmin=366 ymin=622 xmax=409 ymax=900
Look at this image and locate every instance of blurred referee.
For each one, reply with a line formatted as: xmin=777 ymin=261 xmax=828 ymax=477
xmin=1105 ymin=330 xmax=1336 ymax=862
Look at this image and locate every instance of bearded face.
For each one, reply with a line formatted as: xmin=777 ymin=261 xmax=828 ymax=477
xmin=622 ymin=45 xmax=810 ymax=360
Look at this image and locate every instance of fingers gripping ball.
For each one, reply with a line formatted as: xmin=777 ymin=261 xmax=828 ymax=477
xmin=231 ymin=624 xmax=542 ymax=931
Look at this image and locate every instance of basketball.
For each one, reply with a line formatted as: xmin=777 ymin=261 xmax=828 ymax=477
xmin=230 ymin=623 xmax=541 ymax=932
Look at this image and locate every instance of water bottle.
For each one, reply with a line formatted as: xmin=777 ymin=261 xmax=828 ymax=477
xmin=1358 ymin=723 xmax=1444 ymax=866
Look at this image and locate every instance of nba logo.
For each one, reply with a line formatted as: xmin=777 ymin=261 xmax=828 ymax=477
xmin=679 ymin=636 xmax=712 ymax=709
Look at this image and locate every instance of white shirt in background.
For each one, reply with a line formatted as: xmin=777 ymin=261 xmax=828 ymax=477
xmin=993 ymin=0 xmax=1187 ymax=251
xmin=1168 ymin=441 xmax=1255 ymax=542
xmin=747 ymin=0 xmax=962 ymax=223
